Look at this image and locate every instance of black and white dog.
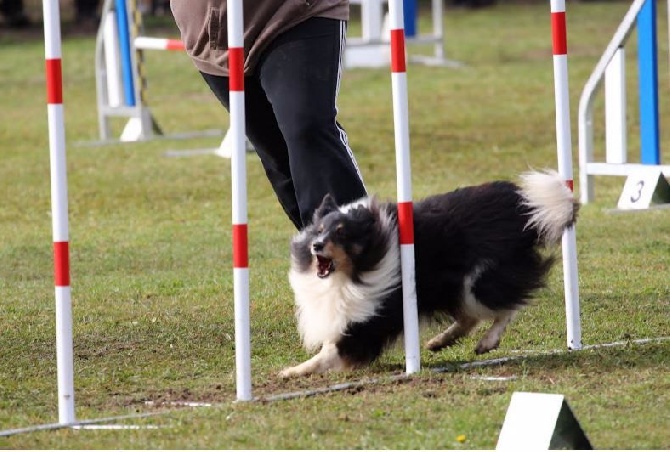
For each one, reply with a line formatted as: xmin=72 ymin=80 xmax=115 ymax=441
xmin=279 ymin=170 xmax=579 ymax=378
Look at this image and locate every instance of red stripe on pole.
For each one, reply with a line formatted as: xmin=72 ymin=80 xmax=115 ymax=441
xmin=390 ymin=29 xmax=406 ymax=73
xmin=551 ymin=12 xmax=568 ymax=55
xmin=166 ymin=39 xmax=185 ymax=51
xmin=397 ymin=202 xmax=414 ymax=245
xmin=565 ymin=179 xmax=574 ymax=192
xmin=233 ymin=224 xmax=248 ymax=268
xmin=229 ymin=47 xmax=244 ymax=92
xmin=54 ymin=241 xmax=70 ymax=286
xmin=46 ymin=58 xmax=63 ymax=104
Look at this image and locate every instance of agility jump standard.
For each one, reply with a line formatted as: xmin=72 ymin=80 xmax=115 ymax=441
xmin=94 ymin=0 xmax=225 ymax=144
xmin=550 ymin=0 xmax=582 ymax=350
xmin=578 ymin=0 xmax=670 ymax=204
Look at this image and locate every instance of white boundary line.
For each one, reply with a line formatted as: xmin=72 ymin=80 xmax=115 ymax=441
xmin=72 ymin=424 xmax=163 ymax=430
xmin=0 ymin=411 xmax=168 ymax=437
xmin=145 ymin=401 xmax=214 ymax=408
xmin=433 ymin=336 xmax=670 ymax=372
xmin=3 ymin=336 xmax=667 ymax=437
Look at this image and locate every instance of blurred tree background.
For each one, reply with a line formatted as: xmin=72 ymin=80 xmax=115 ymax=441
xmin=4 ymin=0 xmax=170 ymax=26
xmin=11 ymin=0 xmax=629 ymax=27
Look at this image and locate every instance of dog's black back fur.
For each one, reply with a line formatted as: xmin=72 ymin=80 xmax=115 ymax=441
xmin=335 ymin=181 xmax=555 ymax=365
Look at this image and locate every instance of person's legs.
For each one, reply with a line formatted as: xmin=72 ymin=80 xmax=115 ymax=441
xmin=201 ymin=72 xmax=302 ymax=229
xmin=258 ymin=17 xmax=367 ymax=227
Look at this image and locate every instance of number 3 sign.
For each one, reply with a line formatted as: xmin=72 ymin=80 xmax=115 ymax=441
xmin=617 ymin=168 xmax=670 ymax=210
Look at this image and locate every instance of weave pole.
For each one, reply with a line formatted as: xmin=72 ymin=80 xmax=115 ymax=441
xmin=387 ymin=0 xmax=421 ymax=373
xmin=227 ymin=0 xmax=252 ymax=401
xmin=550 ymin=0 xmax=582 ymax=350
xmin=42 ymin=0 xmax=76 ymax=423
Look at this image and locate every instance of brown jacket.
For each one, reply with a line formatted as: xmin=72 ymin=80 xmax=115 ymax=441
xmin=170 ymin=0 xmax=349 ymax=76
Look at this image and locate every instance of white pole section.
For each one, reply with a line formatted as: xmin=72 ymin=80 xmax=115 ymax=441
xmin=42 ymin=0 xmax=76 ymax=423
xmin=387 ymin=0 xmax=421 ymax=374
xmin=605 ymin=47 xmax=627 ymax=164
xmin=361 ymin=0 xmax=383 ymax=42
xmin=134 ymin=36 xmax=185 ymax=51
xmin=227 ymin=0 xmax=252 ymax=401
xmin=103 ymin=11 xmax=123 ymax=107
xmin=550 ymin=0 xmax=582 ymax=350
xmin=431 ymin=0 xmax=444 ymax=59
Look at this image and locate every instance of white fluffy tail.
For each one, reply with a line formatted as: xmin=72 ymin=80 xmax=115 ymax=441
xmin=519 ymin=169 xmax=579 ymax=246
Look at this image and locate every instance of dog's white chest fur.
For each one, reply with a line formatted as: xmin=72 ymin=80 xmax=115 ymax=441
xmin=288 ymin=203 xmax=401 ymax=351
xmin=288 ymin=269 xmax=380 ymax=351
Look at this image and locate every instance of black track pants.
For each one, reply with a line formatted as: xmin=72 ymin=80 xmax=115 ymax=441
xmin=201 ymin=17 xmax=367 ymax=229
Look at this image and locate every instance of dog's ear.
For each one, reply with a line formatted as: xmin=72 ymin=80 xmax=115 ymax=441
xmin=313 ymin=194 xmax=339 ymax=222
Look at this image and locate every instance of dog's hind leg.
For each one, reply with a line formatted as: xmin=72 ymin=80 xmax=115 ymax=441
xmin=425 ymin=317 xmax=478 ymax=352
xmin=278 ymin=342 xmax=351 ymax=378
xmin=475 ymin=310 xmax=517 ymax=355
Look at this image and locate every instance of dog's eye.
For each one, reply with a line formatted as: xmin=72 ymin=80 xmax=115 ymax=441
xmin=317 ymin=225 xmax=324 ymax=234
xmin=335 ymin=225 xmax=345 ymax=237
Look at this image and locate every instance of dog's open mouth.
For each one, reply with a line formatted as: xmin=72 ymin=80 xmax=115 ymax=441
xmin=316 ymin=255 xmax=335 ymax=278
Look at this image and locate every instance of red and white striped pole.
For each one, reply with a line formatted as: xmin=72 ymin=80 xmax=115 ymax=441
xmin=550 ymin=0 xmax=582 ymax=350
xmin=387 ymin=0 xmax=421 ymax=374
xmin=42 ymin=0 xmax=76 ymax=423
xmin=227 ymin=0 xmax=252 ymax=401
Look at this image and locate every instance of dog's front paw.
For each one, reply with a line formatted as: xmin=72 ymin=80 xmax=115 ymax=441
xmin=425 ymin=333 xmax=458 ymax=352
xmin=425 ymin=337 xmax=446 ymax=352
xmin=474 ymin=337 xmax=500 ymax=355
xmin=278 ymin=365 xmax=304 ymax=379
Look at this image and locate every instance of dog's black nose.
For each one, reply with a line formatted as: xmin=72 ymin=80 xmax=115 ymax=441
xmin=312 ymin=241 xmax=324 ymax=252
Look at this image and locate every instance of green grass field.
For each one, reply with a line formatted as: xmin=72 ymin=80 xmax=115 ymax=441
xmin=1 ymin=1 xmax=669 ymax=448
